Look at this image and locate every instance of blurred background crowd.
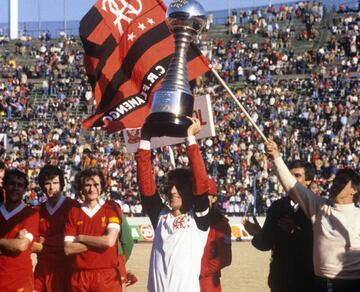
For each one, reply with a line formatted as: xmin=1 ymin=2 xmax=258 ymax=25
xmin=0 ymin=1 xmax=359 ymax=216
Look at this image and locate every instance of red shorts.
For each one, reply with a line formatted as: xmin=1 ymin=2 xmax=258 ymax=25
xmin=200 ymin=276 xmax=222 ymax=292
xmin=70 ymin=269 xmax=122 ymax=292
xmin=34 ymin=264 xmax=71 ymax=292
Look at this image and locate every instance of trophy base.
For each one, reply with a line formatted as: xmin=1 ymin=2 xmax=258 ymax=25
xmin=143 ymin=112 xmax=191 ymax=137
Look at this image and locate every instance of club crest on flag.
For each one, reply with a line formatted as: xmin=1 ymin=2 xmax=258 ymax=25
xmin=102 ymin=0 xmax=143 ymax=35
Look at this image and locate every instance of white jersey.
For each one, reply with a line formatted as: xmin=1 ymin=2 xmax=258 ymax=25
xmin=147 ymin=208 xmax=209 ymax=292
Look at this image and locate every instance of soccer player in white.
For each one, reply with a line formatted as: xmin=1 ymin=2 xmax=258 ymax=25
xmin=136 ymin=117 xmax=210 ymax=292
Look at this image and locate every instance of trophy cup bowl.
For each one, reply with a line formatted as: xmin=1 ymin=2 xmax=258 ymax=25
xmin=143 ymin=0 xmax=207 ymax=137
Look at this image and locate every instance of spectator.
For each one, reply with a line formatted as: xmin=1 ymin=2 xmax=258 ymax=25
xmin=243 ymin=160 xmax=315 ymax=292
xmin=266 ymin=139 xmax=360 ymax=292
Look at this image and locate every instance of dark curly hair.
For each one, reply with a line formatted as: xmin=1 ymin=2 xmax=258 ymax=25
xmin=165 ymin=168 xmax=194 ymax=213
xmin=3 ymin=168 xmax=28 ymax=189
xmin=288 ymin=160 xmax=315 ymax=183
xmin=74 ymin=168 xmax=107 ymax=200
xmin=38 ymin=165 xmax=65 ymax=192
xmin=330 ymin=169 xmax=360 ymax=203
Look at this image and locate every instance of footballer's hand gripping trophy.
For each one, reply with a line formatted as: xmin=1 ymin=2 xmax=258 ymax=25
xmin=143 ymin=0 xmax=207 ymax=137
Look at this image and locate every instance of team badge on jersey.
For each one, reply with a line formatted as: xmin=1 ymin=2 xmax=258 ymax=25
xmin=173 ymin=214 xmax=190 ymax=230
xmin=101 ymin=216 xmax=107 ymax=228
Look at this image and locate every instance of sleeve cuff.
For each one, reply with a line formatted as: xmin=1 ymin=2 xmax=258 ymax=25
xmin=139 ymin=140 xmax=151 ymax=150
xmin=64 ymin=236 xmax=75 ymax=242
xmin=107 ymin=223 xmax=121 ymax=231
xmin=186 ymin=136 xmax=196 ymax=146
xmin=24 ymin=232 xmax=34 ymax=242
xmin=195 ymin=208 xmax=209 ymax=217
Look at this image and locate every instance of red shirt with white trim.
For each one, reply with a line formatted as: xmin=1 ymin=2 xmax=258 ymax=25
xmin=0 ymin=202 xmax=39 ymax=290
xmin=64 ymin=200 xmax=122 ymax=270
xmin=37 ymin=196 xmax=77 ymax=269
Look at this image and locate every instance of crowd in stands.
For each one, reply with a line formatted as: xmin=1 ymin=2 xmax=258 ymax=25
xmin=0 ymin=2 xmax=359 ymax=216
xmin=225 ymin=1 xmax=324 ymax=41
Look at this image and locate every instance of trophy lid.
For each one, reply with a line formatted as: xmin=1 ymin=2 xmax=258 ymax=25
xmin=166 ymin=0 xmax=207 ymax=33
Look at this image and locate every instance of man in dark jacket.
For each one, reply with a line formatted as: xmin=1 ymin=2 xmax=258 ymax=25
xmin=244 ymin=160 xmax=315 ymax=292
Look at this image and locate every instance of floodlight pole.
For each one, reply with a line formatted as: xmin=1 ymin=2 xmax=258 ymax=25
xmin=9 ymin=0 xmax=19 ymax=39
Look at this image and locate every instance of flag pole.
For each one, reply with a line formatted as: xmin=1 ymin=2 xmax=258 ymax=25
xmin=209 ymin=66 xmax=268 ymax=143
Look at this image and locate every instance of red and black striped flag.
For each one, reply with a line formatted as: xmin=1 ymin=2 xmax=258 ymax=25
xmin=80 ymin=0 xmax=210 ymax=133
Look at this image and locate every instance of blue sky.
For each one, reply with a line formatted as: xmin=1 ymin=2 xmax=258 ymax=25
xmin=0 ymin=0 xmax=291 ymax=22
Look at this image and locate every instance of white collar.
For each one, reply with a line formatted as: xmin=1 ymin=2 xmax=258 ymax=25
xmin=0 ymin=202 xmax=27 ymax=221
xmin=333 ymin=203 xmax=355 ymax=210
xmin=45 ymin=195 xmax=66 ymax=216
xmin=81 ymin=199 xmax=105 ymax=218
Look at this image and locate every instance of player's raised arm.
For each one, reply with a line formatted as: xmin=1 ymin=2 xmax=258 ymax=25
xmin=136 ymin=128 xmax=163 ymax=229
xmin=186 ymin=117 xmax=210 ymax=231
xmin=187 ymin=117 xmax=209 ymax=196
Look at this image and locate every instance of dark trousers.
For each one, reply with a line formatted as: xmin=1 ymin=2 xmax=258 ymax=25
xmin=314 ymin=277 xmax=360 ymax=292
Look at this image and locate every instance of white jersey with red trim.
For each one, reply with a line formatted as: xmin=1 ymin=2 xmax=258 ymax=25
xmin=147 ymin=208 xmax=209 ymax=292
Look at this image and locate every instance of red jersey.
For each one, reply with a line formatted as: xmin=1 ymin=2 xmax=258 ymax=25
xmin=200 ymin=210 xmax=232 ymax=292
xmin=0 ymin=202 xmax=39 ymax=290
xmin=37 ymin=196 xmax=77 ymax=269
xmin=64 ymin=200 xmax=122 ymax=270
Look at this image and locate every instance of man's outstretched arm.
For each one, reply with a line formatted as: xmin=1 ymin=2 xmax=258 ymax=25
xmin=265 ymin=139 xmax=320 ymax=220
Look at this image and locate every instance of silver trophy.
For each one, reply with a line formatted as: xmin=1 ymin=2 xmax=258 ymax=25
xmin=143 ymin=0 xmax=207 ymax=137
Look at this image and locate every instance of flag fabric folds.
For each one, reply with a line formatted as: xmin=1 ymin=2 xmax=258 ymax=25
xmin=80 ymin=0 xmax=210 ymax=133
